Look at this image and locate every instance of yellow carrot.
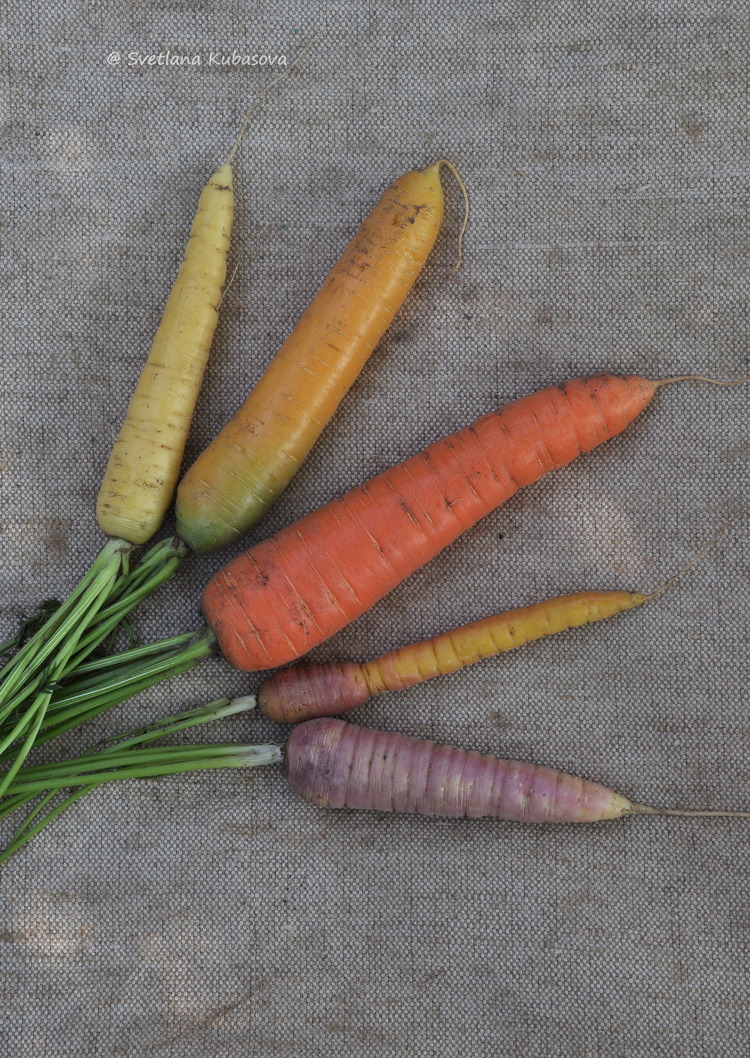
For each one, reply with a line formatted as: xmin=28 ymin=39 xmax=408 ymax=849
xmin=258 ymin=590 xmax=645 ymax=722
xmin=175 ymin=159 xmax=469 ymax=555
xmin=360 ymin=590 xmax=643 ymax=690
xmin=96 ymin=164 xmax=234 ymax=544
xmin=257 ymin=520 xmax=736 ymax=722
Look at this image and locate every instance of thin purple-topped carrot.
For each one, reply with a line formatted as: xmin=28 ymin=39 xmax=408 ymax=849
xmin=259 ymin=590 xmax=643 ymax=723
xmin=257 ymin=524 xmax=733 ymax=723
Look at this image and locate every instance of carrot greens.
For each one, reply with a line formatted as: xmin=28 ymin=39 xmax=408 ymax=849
xmin=0 ymin=695 xmax=275 ymax=866
xmin=0 ymin=538 xmax=187 ymax=786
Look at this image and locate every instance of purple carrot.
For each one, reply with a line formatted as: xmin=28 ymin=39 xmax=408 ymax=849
xmin=284 ymin=718 xmax=750 ymax=823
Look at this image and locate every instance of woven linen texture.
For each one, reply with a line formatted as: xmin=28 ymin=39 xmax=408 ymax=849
xmin=1 ymin=3 xmax=748 ymax=1055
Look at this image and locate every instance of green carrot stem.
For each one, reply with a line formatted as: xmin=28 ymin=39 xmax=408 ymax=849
xmin=0 ymin=788 xmax=93 ymax=867
xmin=0 ymin=539 xmax=127 ymax=699
xmin=0 ymin=565 xmax=120 ymax=734
xmin=68 ymin=631 xmax=201 ymax=679
xmin=35 ymin=634 xmax=212 ymax=740
xmin=0 ymin=791 xmax=33 ymax=818
xmin=6 ymin=747 xmax=279 ymax=796
xmin=9 ymin=788 xmax=59 ymax=836
xmin=91 ymin=695 xmax=256 ymax=750
xmin=0 ymin=537 xmax=186 ymax=722
xmin=0 ymin=693 xmax=55 ymax=799
xmin=0 ymin=632 xmax=21 ymax=656
xmin=0 ymin=562 xmax=127 ymax=796
xmin=0 ymin=697 xmax=46 ymax=760
xmin=33 ymin=639 xmax=213 ymax=744
xmin=0 ymin=628 xmax=212 ymax=762
xmin=0 ymin=697 xmax=268 ymax=865
xmin=11 ymin=669 xmax=197 ymax=756
xmin=0 ymin=798 xmax=35 ymax=824
xmin=14 ymin=742 xmax=254 ymax=779
xmin=0 ymin=671 xmax=51 ymax=725
xmin=64 ymin=541 xmax=187 ymax=668
xmin=51 ymin=637 xmax=213 ymax=708
xmin=28 ymin=683 xmax=178 ymax=751
xmin=93 ymin=537 xmax=184 ymax=609
xmin=2 ymin=697 xmax=254 ymax=790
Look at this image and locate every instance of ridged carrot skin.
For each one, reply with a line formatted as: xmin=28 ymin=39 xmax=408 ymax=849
xmin=176 ymin=162 xmax=447 ymax=555
xmin=285 ymin=718 xmax=633 ymax=821
xmin=97 ymin=162 xmax=234 ymax=545
xmin=202 ymin=374 xmax=657 ymax=672
xmin=258 ymin=589 xmax=647 ymax=723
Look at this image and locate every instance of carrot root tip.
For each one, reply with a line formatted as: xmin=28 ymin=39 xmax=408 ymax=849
xmin=628 ymin=803 xmax=750 ymax=819
xmin=431 ymin=158 xmax=470 ymax=273
xmin=645 ymin=513 xmax=746 ymax=601
xmin=654 ymin=374 xmax=750 ymax=388
xmin=224 ymin=30 xmax=322 ymax=166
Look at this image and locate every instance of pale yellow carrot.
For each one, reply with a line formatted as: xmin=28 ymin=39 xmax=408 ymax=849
xmin=96 ymin=163 xmax=234 ymax=544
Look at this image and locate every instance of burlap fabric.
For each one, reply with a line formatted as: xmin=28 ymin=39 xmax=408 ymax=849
xmin=1 ymin=4 xmax=748 ymax=1055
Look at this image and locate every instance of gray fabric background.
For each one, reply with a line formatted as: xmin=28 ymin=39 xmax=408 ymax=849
xmin=1 ymin=3 xmax=749 ymax=1055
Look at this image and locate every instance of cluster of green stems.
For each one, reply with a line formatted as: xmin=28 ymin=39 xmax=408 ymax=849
xmin=0 ymin=696 xmax=280 ymax=865
xmin=0 ymin=535 xmax=247 ymax=864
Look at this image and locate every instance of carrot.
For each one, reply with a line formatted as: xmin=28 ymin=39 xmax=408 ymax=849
xmin=285 ymin=718 xmax=750 ymax=822
xmin=95 ymin=164 xmax=234 ymax=545
xmin=204 ymin=372 xmax=721 ymax=673
xmin=4 ymin=709 xmax=748 ymax=863
xmin=257 ymin=590 xmax=646 ymax=722
xmin=93 ymin=42 xmax=311 ymax=539
xmin=175 ymin=160 xmax=469 ymax=555
xmin=257 ymin=523 xmax=733 ymax=722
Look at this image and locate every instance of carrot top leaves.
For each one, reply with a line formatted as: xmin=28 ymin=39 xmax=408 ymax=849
xmin=0 ymin=696 xmax=276 ymax=866
xmin=0 ymin=599 xmax=62 ymax=660
xmin=0 ymin=538 xmax=188 ymax=794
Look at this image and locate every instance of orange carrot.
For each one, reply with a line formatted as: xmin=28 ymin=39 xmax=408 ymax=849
xmin=202 ymin=373 xmax=663 ymax=671
xmin=176 ymin=159 xmax=468 ymax=555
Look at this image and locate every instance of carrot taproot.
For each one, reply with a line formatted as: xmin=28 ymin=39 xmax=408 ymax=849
xmin=285 ymin=718 xmax=750 ymax=822
xmin=95 ymin=163 xmax=234 ymax=545
xmin=256 ymin=521 xmax=734 ymax=722
xmin=35 ymin=375 xmax=743 ymax=739
xmin=175 ymin=158 xmax=469 ymax=555
xmin=258 ymin=590 xmax=646 ymax=722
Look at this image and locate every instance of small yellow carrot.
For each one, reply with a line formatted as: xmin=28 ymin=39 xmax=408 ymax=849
xmin=258 ymin=589 xmax=645 ymax=722
xmin=96 ymin=164 xmax=234 ymax=544
xmin=258 ymin=522 xmax=734 ymax=722
xmin=175 ymin=159 xmax=470 ymax=555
